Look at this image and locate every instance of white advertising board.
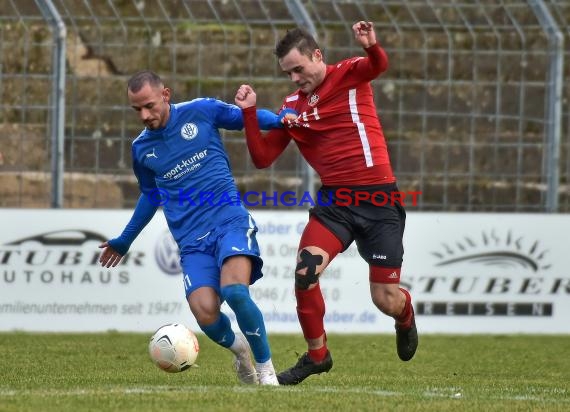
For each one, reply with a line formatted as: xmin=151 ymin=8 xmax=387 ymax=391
xmin=0 ymin=209 xmax=568 ymax=334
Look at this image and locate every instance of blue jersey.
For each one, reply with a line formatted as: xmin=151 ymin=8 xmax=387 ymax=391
xmin=131 ymin=98 xmax=277 ymax=251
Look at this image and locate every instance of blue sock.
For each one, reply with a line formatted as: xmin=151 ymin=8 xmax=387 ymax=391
xmin=199 ymin=312 xmax=235 ymax=348
xmin=221 ymin=283 xmax=271 ymax=363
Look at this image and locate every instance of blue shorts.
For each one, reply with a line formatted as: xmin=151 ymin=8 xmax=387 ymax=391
xmin=179 ymin=214 xmax=264 ymax=298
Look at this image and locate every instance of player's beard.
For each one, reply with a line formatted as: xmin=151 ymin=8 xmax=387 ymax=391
xmin=298 ymin=82 xmax=312 ymax=94
xmin=145 ymin=119 xmax=159 ymax=129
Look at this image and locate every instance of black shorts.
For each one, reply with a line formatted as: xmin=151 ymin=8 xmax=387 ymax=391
xmin=309 ymin=183 xmax=406 ymax=268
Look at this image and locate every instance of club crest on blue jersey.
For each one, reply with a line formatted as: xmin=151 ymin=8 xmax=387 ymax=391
xmin=181 ymin=122 xmax=198 ymax=140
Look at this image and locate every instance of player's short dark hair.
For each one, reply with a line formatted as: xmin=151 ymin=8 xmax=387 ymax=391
xmin=275 ymin=27 xmax=320 ymax=59
xmin=127 ymin=70 xmax=163 ymax=93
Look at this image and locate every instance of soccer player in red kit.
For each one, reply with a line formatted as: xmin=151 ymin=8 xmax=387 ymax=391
xmin=235 ymin=21 xmax=418 ymax=385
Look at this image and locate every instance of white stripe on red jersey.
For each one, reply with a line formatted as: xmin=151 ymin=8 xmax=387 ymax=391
xmin=348 ymin=88 xmax=373 ymax=167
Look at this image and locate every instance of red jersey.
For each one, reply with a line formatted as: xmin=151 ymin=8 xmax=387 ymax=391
xmin=243 ymin=43 xmax=396 ymax=186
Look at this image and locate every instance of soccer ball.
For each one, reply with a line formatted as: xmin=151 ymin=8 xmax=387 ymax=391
xmin=148 ymin=323 xmax=200 ymax=373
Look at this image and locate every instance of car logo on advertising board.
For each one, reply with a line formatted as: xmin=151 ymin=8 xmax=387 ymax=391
xmin=154 ymin=231 xmax=182 ymax=275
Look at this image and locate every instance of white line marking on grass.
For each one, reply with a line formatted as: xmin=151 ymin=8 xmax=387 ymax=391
xmin=0 ymin=385 xmax=568 ymax=404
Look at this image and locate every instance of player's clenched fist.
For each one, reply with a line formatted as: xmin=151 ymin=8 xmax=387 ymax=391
xmin=352 ymin=21 xmax=376 ymax=48
xmin=235 ymin=84 xmax=257 ymax=109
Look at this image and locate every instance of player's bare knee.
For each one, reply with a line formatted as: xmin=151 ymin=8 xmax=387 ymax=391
xmin=371 ymin=285 xmax=401 ymax=316
xmin=374 ymin=300 xmax=400 ymax=316
xmin=295 ymin=248 xmax=324 ymax=289
xmin=193 ymin=310 xmax=219 ymax=326
xmin=188 ymin=295 xmax=220 ymax=324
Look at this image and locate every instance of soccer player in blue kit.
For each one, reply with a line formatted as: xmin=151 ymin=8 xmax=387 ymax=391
xmin=98 ymin=70 xmax=282 ymax=385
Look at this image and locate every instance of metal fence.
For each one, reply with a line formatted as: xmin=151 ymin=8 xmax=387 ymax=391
xmin=0 ymin=0 xmax=568 ymax=212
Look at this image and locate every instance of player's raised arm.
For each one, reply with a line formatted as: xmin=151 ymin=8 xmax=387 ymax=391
xmin=235 ymin=84 xmax=292 ymax=169
xmin=350 ymin=21 xmax=388 ymax=79
xmin=352 ymin=21 xmax=376 ymax=48
xmin=235 ymin=84 xmax=257 ymax=109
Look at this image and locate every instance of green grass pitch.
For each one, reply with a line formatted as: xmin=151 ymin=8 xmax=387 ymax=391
xmin=0 ymin=332 xmax=568 ymax=411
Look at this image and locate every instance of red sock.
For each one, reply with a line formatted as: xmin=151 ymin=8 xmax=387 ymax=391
xmin=296 ymin=283 xmax=327 ymax=361
xmin=395 ymin=288 xmax=413 ymax=329
xmin=308 ymin=345 xmax=328 ymax=363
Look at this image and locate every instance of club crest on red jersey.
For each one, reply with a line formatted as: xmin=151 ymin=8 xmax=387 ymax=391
xmin=308 ymin=93 xmax=319 ymax=107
